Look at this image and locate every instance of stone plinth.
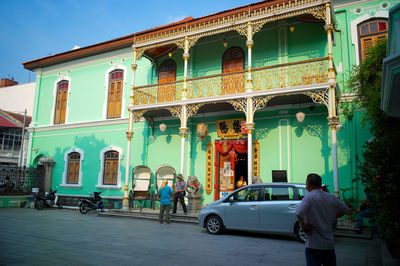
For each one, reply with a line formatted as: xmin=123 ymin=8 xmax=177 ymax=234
xmin=187 ymin=195 xmax=202 ymax=213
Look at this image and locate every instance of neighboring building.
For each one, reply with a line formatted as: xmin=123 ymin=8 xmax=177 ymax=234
xmin=1 ymin=78 xmax=18 ymax=88
xmin=22 ymin=0 xmax=398 ymax=208
xmin=382 ymin=3 xmax=400 ymax=117
xmin=0 ymin=82 xmax=35 ymax=116
xmin=0 ymin=109 xmax=31 ymax=165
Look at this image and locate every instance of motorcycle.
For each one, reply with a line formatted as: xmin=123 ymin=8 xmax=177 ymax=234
xmin=78 ymin=191 xmax=104 ymax=214
xmin=33 ymin=190 xmax=63 ymax=210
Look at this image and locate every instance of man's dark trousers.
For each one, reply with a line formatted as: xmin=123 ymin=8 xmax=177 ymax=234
xmin=173 ymin=193 xmax=187 ymax=214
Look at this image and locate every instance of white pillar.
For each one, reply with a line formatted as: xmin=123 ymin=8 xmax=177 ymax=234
xmin=331 ymin=127 xmax=338 ymax=193
xmin=122 ymin=47 xmax=138 ymax=209
xmin=246 ymin=22 xmax=254 ymax=93
xmin=325 ymin=2 xmax=340 ymax=198
xmin=246 ymin=97 xmax=254 ymax=184
xmin=179 ymin=105 xmax=188 ymax=175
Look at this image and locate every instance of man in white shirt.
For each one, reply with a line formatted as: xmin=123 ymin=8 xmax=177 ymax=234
xmin=296 ymin=173 xmax=349 ymax=266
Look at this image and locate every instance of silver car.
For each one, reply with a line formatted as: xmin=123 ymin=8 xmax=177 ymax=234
xmin=198 ymin=183 xmax=310 ymax=242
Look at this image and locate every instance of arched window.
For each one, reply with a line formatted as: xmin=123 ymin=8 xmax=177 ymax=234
xmin=107 ymin=70 xmax=123 ymax=118
xmin=358 ymin=19 xmax=388 ymax=61
xmin=158 ymin=59 xmax=176 ymax=102
xmin=67 ymin=152 xmax=80 ymax=184
xmin=103 ymin=151 xmax=119 ymax=185
xmin=222 ymin=47 xmax=245 ymax=94
xmin=54 ymin=80 xmax=69 ymax=124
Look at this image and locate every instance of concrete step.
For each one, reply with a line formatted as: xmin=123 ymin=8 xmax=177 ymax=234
xmin=335 ymin=223 xmax=373 ymax=239
xmin=98 ymin=209 xmax=199 ymax=224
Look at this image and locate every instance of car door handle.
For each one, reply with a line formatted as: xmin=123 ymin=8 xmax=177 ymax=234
xmin=249 ymin=205 xmax=258 ymax=210
xmin=288 ymin=204 xmax=298 ymax=209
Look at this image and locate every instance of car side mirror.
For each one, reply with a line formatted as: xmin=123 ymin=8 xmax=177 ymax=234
xmin=229 ymin=196 xmax=234 ymax=201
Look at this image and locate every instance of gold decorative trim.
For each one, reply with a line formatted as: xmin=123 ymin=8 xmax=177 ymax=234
xmin=310 ymin=8 xmax=326 ymax=22
xmin=327 ymin=116 xmax=340 ymax=129
xmin=132 ymin=110 xmax=145 ymax=123
xmin=303 ymin=90 xmax=329 ymax=108
xmin=167 ymin=104 xmax=203 ymax=120
xmin=133 ymin=2 xmax=325 ymax=49
xmin=229 ymin=96 xmax=273 ymax=117
xmin=206 ymin=142 xmax=213 ymax=195
xmin=136 ymin=48 xmax=145 ymax=60
xmin=252 ymin=140 xmax=260 ymax=178
xmin=126 ymin=131 xmax=133 ymax=141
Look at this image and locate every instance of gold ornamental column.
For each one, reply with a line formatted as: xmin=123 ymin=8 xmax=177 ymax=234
xmin=246 ymin=22 xmax=254 ymax=183
xmin=122 ymin=47 xmax=139 ymax=209
xmin=325 ymin=3 xmax=340 ymax=198
xmin=182 ymin=36 xmax=190 ymax=100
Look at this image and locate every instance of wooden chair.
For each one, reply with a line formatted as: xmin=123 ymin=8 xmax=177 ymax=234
xmin=131 ymin=165 xmax=152 ymax=212
xmin=155 ymin=165 xmax=176 ymax=204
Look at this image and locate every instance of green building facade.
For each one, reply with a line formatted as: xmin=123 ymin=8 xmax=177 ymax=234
xmin=23 ymin=0 xmax=399 ymax=208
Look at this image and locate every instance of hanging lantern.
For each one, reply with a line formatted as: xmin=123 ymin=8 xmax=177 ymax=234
xmin=196 ymin=123 xmax=208 ymax=140
xmin=296 ymin=110 xmax=305 ymax=123
xmin=159 ymin=123 xmax=167 ymax=132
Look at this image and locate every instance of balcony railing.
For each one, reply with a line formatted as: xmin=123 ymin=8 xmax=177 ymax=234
xmin=131 ymin=57 xmax=329 ymax=106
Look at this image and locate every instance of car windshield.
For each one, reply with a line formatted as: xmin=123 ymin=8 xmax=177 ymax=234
xmin=232 ymin=187 xmax=259 ymax=201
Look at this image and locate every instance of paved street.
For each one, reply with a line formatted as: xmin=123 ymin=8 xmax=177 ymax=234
xmin=0 ymin=208 xmax=382 ymax=266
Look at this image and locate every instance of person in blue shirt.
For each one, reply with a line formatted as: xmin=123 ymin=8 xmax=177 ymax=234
xmin=158 ymin=180 xmax=173 ymax=224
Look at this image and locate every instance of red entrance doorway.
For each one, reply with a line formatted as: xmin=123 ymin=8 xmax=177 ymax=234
xmin=214 ymin=139 xmax=248 ymax=200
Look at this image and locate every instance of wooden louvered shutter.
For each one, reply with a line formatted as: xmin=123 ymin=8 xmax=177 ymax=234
xmin=359 ymin=20 xmax=388 ymax=61
xmin=103 ymin=151 xmax=119 ymax=185
xmin=55 ymin=90 xmax=62 ymax=124
xmin=54 ymin=81 xmax=68 ymax=124
xmin=67 ymin=152 xmax=80 ymax=184
xmin=361 ymin=38 xmax=373 ymax=61
xmin=107 ymin=71 xmax=123 ymax=118
xmin=158 ymin=60 xmax=176 ymax=103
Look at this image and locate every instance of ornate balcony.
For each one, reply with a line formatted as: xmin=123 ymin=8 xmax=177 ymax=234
xmin=131 ymin=57 xmax=329 ymax=109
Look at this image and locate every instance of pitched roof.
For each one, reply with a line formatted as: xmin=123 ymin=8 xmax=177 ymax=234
xmin=0 ymin=109 xmax=31 ymax=128
xmin=22 ymin=0 xmax=295 ymax=70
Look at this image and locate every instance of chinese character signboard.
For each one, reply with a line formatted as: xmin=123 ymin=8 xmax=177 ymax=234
xmin=205 ymin=142 xmax=213 ymax=195
xmin=216 ymin=118 xmax=245 ymax=139
xmin=252 ymin=140 xmax=260 ymax=177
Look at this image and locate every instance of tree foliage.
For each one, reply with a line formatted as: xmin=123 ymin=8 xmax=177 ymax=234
xmin=349 ymin=39 xmax=400 ymax=257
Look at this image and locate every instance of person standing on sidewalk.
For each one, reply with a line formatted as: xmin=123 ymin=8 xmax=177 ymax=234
xmin=173 ymin=174 xmax=188 ymax=214
xmin=296 ymin=173 xmax=349 ymax=266
xmin=158 ymin=180 xmax=172 ymax=224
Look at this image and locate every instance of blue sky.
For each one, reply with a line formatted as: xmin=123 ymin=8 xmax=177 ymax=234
xmin=0 ymin=0 xmax=253 ymax=84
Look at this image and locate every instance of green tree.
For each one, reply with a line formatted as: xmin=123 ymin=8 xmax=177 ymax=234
xmin=349 ymin=39 xmax=400 ymax=257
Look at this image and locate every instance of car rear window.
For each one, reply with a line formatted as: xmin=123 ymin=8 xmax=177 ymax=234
xmin=262 ymin=187 xmax=295 ymax=200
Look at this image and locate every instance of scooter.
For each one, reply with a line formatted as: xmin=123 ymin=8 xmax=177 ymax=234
xmin=78 ymin=191 xmax=104 ymax=214
xmin=33 ymin=190 xmax=63 ymax=210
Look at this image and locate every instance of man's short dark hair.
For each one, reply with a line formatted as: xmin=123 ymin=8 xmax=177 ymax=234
xmin=307 ymin=173 xmax=322 ymax=187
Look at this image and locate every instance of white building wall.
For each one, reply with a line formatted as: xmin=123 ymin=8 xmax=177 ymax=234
xmin=0 ymin=82 xmax=35 ymax=115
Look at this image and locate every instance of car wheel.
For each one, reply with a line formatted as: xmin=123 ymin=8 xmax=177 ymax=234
xmin=206 ymin=215 xmax=223 ymax=234
xmin=296 ymin=223 xmax=306 ymax=243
